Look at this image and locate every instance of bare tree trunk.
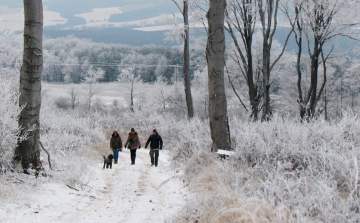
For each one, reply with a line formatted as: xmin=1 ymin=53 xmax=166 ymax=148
xmin=284 ymin=2 xmax=308 ymax=120
xmin=206 ymin=0 xmax=231 ymax=152
xmin=225 ymin=0 xmax=259 ymax=121
xmin=15 ymin=0 xmax=43 ymax=171
xmin=70 ymin=86 xmax=78 ymax=110
xmin=204 ymin=95 xmax=207 ymax=118
xmin=294 ymin=6 xmax=306 ymax=119
xmin=131 ymin=78 xmax=134 ymax=112
xmin=247 ymin=49 xmax=258 ymax=121
xmin=183 ymin=0 xmax=195 ymax=118
xmin=258 ymin=0 xmax=281 ymax=121
xmin=324 ymin=85 xmax=328 ymax=121
xmin=261 ymin=43 xmax=272 ymax=121
xmin=258 ymin=0 xmax=293 ymax=121
xmin=340 ymin=72 xmax=343 ymax=117
xmin=88 ymin=83 xmax=92 ymax=111
xmin=351 ymin=90 xmax=354 ymax=110
xmin=296 ymin=38 xmax=306 ymax=119
xmin=307 ymin=38 xmax=321 ymax=117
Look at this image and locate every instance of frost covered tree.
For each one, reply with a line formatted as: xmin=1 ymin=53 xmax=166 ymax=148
xmin=69 ymin=85 xmax=79 ymax=110
xmin=288 ymin=0 xmax=360 ymax=118
xmin=118 ymin=63 xmax=142 ymax=112
xmin=206 ymin=0 xmax=231 ymax=152
xmin=82 ymin=68 xmax=104 ymax=112
xmin=118 ymin=67 xmax=142 ymax=112
xmin=283 ymin=0 xmax=307 ymax=118
xmin=155 ymin=77 xmax=169 ymax=110
xmin=169 ymin=0 xmax=195 ymax=119
xmin=225 ymin=0 xmax=261 ymax=120
xmin=258 ymin=0 xmax=293 ymax=121
xmin=14 ymin=0 xmax=43 ymax=172
xmin=117 ymin=54 xmax=145 ymax=112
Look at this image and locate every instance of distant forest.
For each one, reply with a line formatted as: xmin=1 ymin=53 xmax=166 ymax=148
xmin=1 ymin=33 xmax=359 ymax=117
xmin=0 ymin=34 xmax=205 ymax=84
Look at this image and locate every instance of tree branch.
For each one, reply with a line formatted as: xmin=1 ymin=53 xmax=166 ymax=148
xmin=270 ymin=26 xmax=294 ymax=71
xmin=171 ymin=0 xmax=184 ymax=15
xmin=39 ymin=141 xmax=52 ymax=170
xmin=228 ymin=75 xmax=249 ymax=112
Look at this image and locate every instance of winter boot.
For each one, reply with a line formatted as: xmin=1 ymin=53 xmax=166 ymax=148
xmin=114 ymin=159 xmax=118 ymax=164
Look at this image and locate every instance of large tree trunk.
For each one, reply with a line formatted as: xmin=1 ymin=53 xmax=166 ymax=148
xmin=183 ymin=0 xmax=195 ymax=119
xmin=15 ymin=0 xmax=43 ymax=171
xmin=206 ymin=0 xmax=231 ymax=152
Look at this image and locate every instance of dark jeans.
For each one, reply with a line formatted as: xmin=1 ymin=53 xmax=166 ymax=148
xmin=113 ymin=149 xmax=119 ymax=160
xmin=149 ymin=149 xmax=159 ymax=165
xmin=130 ymin=149 xmax=137 ymax=164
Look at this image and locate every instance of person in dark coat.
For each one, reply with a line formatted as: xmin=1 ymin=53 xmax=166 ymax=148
xmin=110 ymin=131 xmax=122 ymax=164
xmin=145 ymin=129 xmax=163 ymax=167
xmin=124 ymin=128 xmax=141 ymax=165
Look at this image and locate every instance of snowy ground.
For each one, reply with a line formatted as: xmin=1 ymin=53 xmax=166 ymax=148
xmin=0 ymin=149 xmax=187 ymax=223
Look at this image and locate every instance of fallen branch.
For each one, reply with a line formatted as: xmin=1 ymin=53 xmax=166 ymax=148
xmin=39 ymin=141 xmax=52 ymax=170
xmin=66 ymin=184 xmax=79 ymax=191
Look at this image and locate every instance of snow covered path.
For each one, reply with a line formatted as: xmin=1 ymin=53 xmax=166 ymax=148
xmin=0 ymin=149 xmax=187 ymax=223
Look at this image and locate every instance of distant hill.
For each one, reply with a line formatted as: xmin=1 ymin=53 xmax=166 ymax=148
xmin=42 ymin=27 xmax=360 ymax=56
xmin=43 ymin=28 xmax=178 ymax=47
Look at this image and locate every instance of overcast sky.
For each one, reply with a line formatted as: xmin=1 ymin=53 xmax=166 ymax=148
xmin=0 ymin=0 xmax=178 ymax=32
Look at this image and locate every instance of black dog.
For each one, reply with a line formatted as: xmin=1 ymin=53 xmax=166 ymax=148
xmin=103 ymin=154 xmax=114 ymax=169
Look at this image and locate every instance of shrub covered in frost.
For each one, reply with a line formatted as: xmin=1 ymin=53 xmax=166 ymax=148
xmin=0 ymin=79 xmax=22 ymax=170
xmin=170 ymin=113 xmax=360 ymax=222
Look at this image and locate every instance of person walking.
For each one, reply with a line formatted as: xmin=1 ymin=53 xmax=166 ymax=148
xmin=145 ymin=129 xmax=163 ymax=167
xmin=110 ymin=131 xmax=122 ymax=164
xmin=124 ymin=128 xmax=141 ymax=165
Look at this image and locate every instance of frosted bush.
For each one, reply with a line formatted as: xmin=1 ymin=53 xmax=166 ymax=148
xmin=40 ymin=108 xmax=105 ymax=160
xmin=171 ymin=112 xmax=360 ymax=222
xmin=0 ymin=78 xmax=22 ymax=170
xmin=54 ymin=96 xmax=71 ymax=110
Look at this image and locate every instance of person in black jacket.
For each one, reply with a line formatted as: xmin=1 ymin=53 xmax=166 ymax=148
xmin=145 ymin=129 xmax=163 ymax=167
